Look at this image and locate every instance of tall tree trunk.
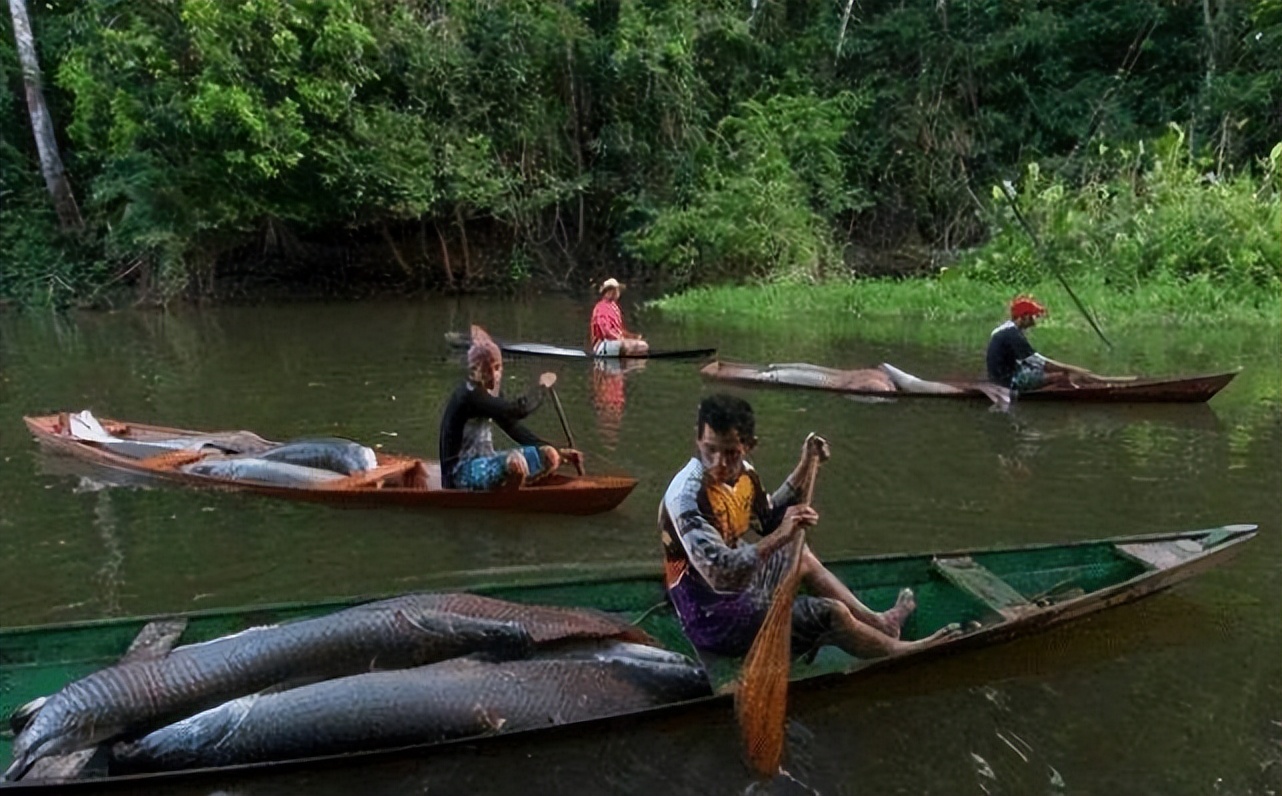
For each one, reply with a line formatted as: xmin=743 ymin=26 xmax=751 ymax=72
xmin=9 ymin=0 xmax=83 ymax=230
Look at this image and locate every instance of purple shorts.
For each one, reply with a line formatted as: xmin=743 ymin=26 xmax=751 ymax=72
xmin=667 ymin=548 xmax=837 ymax=657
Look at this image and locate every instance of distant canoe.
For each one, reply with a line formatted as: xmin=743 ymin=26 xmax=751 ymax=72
xmin=23 ymin=414 xmax=636 ymax=515
xmin=445 ymin=332 xmax=715 ymax=360
xmin=701 ymin=360 xmax=1238 ymax=403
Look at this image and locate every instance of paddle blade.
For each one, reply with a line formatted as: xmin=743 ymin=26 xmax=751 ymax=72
xmin=734 ymin=532 xmax=806 ymax=779
xmin=735 ymin=596 xmax=795 ymax=777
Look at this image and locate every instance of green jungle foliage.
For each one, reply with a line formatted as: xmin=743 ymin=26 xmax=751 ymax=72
xmin=1 ymin=0 xmax=1279 ymax=304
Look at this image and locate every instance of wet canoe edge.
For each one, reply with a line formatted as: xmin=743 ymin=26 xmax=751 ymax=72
xmin=23 ymin=415 xmax=637 ymax=515
xmin=444 ymin=331 xmax=715 ymax=360
xmin=0 ymin=524 xmax=1257 ymax=791
xmin=701 ymin=360 xmax=1239 ymax=403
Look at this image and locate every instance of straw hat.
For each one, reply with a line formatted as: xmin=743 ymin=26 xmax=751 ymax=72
xmin=599 ymin=277 xmax=624 ymax=295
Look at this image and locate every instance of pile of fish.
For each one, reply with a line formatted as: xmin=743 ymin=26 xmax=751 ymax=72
xmin=180 ymin=438 xmax=380 ymax=487
xmin=64 ymin=411 xmax=381 ymax=487
xmin=5 ymin=593 xmax=708 ymax=780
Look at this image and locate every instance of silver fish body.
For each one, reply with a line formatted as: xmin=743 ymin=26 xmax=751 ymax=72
xmin=6 ymin=594 xmax=644 ymax=780
xmin=114 ymin=653 xmax=710 ymax=771
xmin=179 ymin=458 xmax=345 ymax=487
xmin=253 ymin=438 xmax=378 ymax=475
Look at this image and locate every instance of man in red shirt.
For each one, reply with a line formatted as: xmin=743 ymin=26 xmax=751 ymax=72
xmin=590 ymin=278 xmax=649 ymax=356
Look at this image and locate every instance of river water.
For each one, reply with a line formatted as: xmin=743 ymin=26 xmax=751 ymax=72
xmin=0 ymin=296 xmax=1278 ymax=796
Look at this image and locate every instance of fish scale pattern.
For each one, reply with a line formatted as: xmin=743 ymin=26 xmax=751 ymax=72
xmin=6 ymin=594 xmax=648 ymax=779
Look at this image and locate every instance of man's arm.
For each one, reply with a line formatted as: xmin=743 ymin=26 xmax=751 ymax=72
xmin=765 ymin=434 xmax=828 ymax=532
xmin=466 ymin=386 xmax=550 ymax=447
xmin=1038 ymin=355 xmax=1097 ymax=377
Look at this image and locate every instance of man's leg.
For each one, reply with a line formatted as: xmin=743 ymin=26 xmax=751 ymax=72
xmin=620 ymin=338 xmax=649 ymax=355
xmin=524 ymin=445 xmax=560 ymax=484
xmin=820 ymin=599 xmax=960 ymax=658
xmin=797 ymin=547 xmax=916 ymax=638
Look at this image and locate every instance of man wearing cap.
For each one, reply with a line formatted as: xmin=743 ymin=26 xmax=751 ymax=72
xmin=986 ymin=296 xmax=1090 ymax=391
xmin=439 ymin=325 xmax=583 ymax=490
xmin=590 ymin=278 xmax=649 ymax=356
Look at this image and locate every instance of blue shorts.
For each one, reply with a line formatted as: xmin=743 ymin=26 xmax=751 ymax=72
xmin=1011 ymin=361 xmax=1048 ymax=392
xmin=451 ymin=446 xmax=545 ymax=491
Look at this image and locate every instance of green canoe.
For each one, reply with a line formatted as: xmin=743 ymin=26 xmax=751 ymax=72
xmin=0 ymin=523 xmax=1256 ymax=790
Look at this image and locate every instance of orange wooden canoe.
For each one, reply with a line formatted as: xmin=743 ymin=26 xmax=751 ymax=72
xmin=23 ymin=414 xmax=636 ymax=515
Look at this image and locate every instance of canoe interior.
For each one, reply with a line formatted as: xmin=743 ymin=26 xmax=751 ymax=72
xmin=701 ymin=361 xmax=1238 ymax=403
xmin=0 ymin=524 xmax=1254 ymax=785
xmin=23 ymin=415 xmax=637 ymax=515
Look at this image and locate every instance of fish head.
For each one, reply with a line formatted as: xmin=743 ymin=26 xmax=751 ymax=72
xmin=4 ymin=697 xmax=106 ymax=781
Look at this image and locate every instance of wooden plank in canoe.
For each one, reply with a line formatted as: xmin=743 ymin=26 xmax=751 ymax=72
xmin=932 ymin=556 xmax=1033 ymax=621
xmin=1114 ymin=539 xmax=1205 ymax=571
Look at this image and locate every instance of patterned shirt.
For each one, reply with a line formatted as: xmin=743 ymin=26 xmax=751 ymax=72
xmin=438 ymin=382 xmax=547 ymax=488
xmin=659 ymin=457 xmax=798 ymax=593
xmin=590 ymin=298 xmax=625 ymax=346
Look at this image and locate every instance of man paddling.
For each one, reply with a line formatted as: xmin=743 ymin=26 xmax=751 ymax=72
xmin=439 ymin=325 xmax=583 ymax=490
xmin=590 ymin=278 xmax=649 ymax=356
xmin=986 ymin=296 xmax=1099 ymax=392
xmin=659 ymin=394 xmax=958 ymax=660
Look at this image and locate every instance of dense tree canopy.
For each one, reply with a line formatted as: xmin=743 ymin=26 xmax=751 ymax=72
xmin=1 ymin=0 xmax=1278 ymax=304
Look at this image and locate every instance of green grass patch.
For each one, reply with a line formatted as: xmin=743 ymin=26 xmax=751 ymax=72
xmin=650 ymin=273 xmax=1280 ymax=331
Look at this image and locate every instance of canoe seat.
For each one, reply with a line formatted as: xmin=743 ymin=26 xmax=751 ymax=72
xmin=931 ymin=557 xmax=1033 ymax=622
xmin=1114 ymin=539 xmax=1203 ymax=571
xmin=320 ymin=460 xmax=424 ymax=491
xmin=137 ymin=449 xmax=208 ymax=470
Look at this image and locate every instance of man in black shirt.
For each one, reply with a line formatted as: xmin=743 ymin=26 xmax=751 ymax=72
xmin=986 ymin=296 xmax=1089 ymax=392
xmin=439 ymin=326 xmax=583 ymax=490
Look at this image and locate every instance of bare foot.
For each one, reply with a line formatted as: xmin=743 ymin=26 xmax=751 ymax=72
xmin=891 ymin=622 xmax=963 ymax=653
xmin=876 ymin=588 xmax=917 ymax=638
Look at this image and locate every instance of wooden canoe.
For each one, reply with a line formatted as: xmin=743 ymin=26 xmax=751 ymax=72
xmin=22 ymin=414 xmax=636 ymax=515
xmin=702 ymin=360 xmax=1239 ymax=403
xmin=0 ymin=523 xmax=1255 ymax=790
xmin=444 ymin=331 xmax=715 ymax=360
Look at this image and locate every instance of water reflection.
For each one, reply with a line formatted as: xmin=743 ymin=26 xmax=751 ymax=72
xmin=1 ymin=300 xmax=1279 ymax=796
xmin=591 ymin=358 xmax=647 ymax=450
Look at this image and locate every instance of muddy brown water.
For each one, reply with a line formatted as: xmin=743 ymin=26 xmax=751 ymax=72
xmin=0 ymin=296 xmax=1278 ymax=795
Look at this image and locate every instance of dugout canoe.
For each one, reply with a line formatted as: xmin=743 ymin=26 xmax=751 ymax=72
xmin=0 ymin=523 xmax=1256 ymax=790
xmin=701 ymin=360 xmax=1238 ymax=403
xmin=444 ymin=331 xmax=715 ymax=360
xmin=22 ymin=414 xmax=635 ymax=515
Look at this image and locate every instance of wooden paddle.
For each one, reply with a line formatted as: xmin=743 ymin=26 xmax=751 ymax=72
xmin=999 ymin=183 xmax=1114 ymax=351
xmin=548 ymin=386 xmax=585 ymax=476
xmin=734 ymin=439 xmax=822 ymax=780
xmin=1042 ymin=356 xmax=1138 ymax=383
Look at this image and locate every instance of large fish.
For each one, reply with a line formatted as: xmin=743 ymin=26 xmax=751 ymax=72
xmin=764 ymin=362 xmax=896 ymax=392
xmin=114 ymin=644 xmax=710 ymax=771
xmin=252 ymin=438 xmax=378 ymax=475
xmin=179 ymin=458 xmax=346 ymax=487
xmin=5 ymin=594 xmax=649 ymax=781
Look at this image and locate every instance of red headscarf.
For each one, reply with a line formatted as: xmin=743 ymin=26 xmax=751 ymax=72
xmin=467 ymin=324 xmax=501 ymax=369
xmin=1009 ymin=295 xmax=1047 ymax=319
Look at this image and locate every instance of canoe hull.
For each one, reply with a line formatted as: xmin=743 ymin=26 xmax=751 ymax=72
xmin=702 ymin=361 xmax=1238 ymax=403
xmin=0 ymin=524 xmax=1256 ymax=791
xmin=23 ymin=415 xmax=635 ymax=515
xmin=444 ymin=332 xmax=714 ymax=360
